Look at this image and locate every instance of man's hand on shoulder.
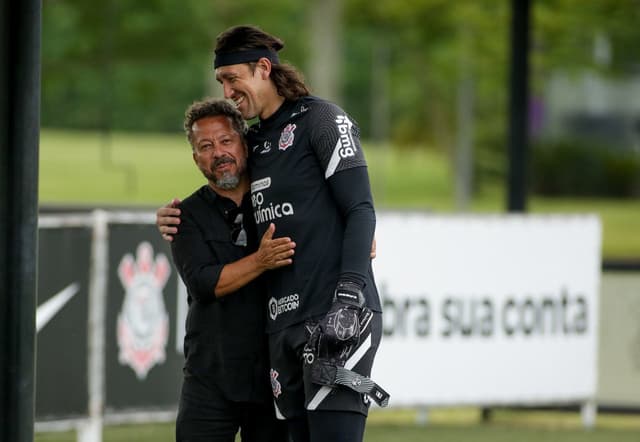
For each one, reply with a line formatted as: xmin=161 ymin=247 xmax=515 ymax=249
xmin=157 ymin=198 xmax=182 ymax=242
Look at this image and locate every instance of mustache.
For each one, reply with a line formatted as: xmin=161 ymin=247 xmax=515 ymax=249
xmin=213 ymin=156 xmax=235 ymax=168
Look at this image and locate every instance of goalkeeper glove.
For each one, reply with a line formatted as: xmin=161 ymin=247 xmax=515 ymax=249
xmin=319 ymin=280 xmax=366 ymax=344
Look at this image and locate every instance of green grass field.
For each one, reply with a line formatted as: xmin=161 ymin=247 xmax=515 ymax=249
xmin=35 ymin=408 xmax=640 ymax=441
xmin=40 ymin=129 xmax=640 ymax=258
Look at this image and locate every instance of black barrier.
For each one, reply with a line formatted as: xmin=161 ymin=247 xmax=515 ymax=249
xmin=36 ymin=216 xmax=185 ymax=425
xmin=104 ymin=224 xmax=182 ymax=412
xmin=36 ymin=227 xmax=92 ymax=419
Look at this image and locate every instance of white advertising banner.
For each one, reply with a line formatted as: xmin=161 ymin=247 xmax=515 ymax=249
xmin=371 ymin=214 xmax=601 ymax=407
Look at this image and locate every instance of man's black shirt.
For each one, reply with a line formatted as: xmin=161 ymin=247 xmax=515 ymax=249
xmin=171 ymin=185 xmax=270 ymax=403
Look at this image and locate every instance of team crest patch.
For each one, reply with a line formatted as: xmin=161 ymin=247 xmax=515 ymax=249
xmin=279 ymin=123 xmax=296 ymax=151
xmin=270 ymin=368 xmax=282 ymax=398
xmin=117 ymin=242 xmax=170 ymax=380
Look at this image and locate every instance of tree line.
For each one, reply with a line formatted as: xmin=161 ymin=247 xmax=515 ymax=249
xmin=41 ymin=0 xmax=640 ymax=194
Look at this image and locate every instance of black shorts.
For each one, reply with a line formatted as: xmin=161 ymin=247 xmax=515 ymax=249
xmin=268 ymin=311 xmax=382 ymax=419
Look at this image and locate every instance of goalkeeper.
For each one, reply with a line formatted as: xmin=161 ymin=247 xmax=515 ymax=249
xmin=157 ymin=24 xmax=388 ymax=442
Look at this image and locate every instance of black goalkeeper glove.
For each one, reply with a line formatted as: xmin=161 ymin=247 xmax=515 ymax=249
xmin=319 ymin=280 xmax=366 ymax=345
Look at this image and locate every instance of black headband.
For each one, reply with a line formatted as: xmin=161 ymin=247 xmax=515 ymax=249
xmin=214 ymin=48 xmax=280 ymax=69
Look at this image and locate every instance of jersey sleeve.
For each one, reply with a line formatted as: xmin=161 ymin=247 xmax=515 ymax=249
xmin=326 ymin=167 xmax=376 ymax=288
xmin=309 ymin=101 xmax=367 ymax=179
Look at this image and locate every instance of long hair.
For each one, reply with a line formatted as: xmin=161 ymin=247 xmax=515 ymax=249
xmin=215 ymin=25 xmax=310 ymax=101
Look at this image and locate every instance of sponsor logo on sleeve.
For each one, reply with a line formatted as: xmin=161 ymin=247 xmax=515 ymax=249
xmin=325 ymin=115 xmax=358 ymax=178
xmin=335 ymin=115 xmax=357 ymax=158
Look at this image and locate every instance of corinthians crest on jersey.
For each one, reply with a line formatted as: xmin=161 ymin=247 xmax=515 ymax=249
xmin=278 ymin=123 xmax=296 ymax=151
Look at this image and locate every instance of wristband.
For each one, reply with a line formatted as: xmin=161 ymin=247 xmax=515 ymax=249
xmin=335 ymin=280 xmax=364 ymax=307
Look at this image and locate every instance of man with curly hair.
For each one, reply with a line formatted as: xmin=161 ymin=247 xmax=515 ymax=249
xmin=171 ymin=97 xmax=294 ymax=442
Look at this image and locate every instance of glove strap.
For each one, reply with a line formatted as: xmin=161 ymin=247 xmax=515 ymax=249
xmin=311 ymin=360 xmax=390 ymax=407
xmin=335 ymin=280 xmax=364 ymax=307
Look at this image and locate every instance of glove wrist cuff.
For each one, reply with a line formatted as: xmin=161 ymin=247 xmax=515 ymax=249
xmin=335 ymin=281 xmax=364 ymax=307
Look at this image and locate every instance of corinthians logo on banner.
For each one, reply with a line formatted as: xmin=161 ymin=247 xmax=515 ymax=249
xmin=117 ymin=242 xmax=170 ymax=380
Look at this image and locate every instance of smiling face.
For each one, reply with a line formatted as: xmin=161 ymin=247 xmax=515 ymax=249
xmin=191 ymin=115 xmax=248 ymax=193
xmin=215 ymin=62 xmax=264 ymax=120
xmin=215 ymin=58 xmax=283 ymax=120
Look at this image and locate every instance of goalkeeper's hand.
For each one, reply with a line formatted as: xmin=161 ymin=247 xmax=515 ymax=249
xmin=319 ymin=280 xmax=366 ymax=345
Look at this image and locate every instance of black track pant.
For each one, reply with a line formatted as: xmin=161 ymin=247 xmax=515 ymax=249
xmin=175 ymin=374 xmax=287 ymax=442
xmin=287 ymin=410 xmax=366 ymax=442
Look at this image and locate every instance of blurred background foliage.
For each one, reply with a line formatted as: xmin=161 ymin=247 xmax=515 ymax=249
xmin=41 ymin=0 xmax=640 ymax=199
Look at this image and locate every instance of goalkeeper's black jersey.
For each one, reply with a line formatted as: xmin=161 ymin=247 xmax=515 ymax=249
xmin=247 ymin=96 xmax=382 ymax=333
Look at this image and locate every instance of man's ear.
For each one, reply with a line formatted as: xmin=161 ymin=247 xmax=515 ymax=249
xmin=192 ymin=151 xmax=197 ymax=164
xmin=255 ymin=57 xmax=272 ymax=80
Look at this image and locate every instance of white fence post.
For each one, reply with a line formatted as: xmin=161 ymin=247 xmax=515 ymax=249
xmin=79 ymin=210 xmax=109 ymax=442
xmin=581 ymin=399 xmax=597 ymax=429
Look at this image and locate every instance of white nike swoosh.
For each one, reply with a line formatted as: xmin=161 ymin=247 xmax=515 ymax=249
xmin=36 ymin=282 xmax=80 ymax=332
